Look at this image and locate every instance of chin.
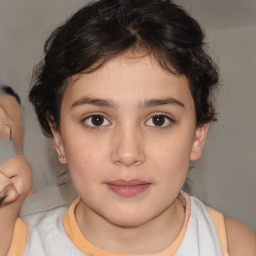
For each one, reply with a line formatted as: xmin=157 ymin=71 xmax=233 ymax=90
xmin=103 ymin=208 xmax=153 ymax=228
xmin=109 ymin=216 xmax=148 ymax=228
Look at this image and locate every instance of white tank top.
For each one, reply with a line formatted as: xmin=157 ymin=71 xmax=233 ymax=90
xmin=9 ymin=194 xmax=228 ymax=256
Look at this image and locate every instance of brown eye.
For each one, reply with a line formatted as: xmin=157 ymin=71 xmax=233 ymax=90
xmin=91 ymin=115 xmax=104 ymax=126
xmin=146 ymin=114 xmax=172 ymax=127
xmin=84 ymin=114 xmax=110 ymax=127
xmin=152 ymin=115 xmax=165 ymax=126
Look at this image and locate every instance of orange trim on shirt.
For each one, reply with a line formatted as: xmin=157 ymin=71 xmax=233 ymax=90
xmin=206 ymin=206 xmax=229 ymax=256
xmin=28 ymin=190 xmax=38 ymax=196
xmin=63 ymin=192 xmax=191 ymax=256
xmin=7 ymin=218 xmax=27 ymax=256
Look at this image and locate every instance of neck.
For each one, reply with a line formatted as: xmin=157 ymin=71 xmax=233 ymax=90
xmin=75 ymin=198 xmax=185 ymax=254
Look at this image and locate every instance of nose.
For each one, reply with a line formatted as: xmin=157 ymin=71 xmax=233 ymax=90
xmin=110 ymin=125 xmax=145 ymax=167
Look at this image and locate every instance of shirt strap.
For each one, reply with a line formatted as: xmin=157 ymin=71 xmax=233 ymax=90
xmin=206 ymin=206 xmax=229 ymax=256
xmin=7 ymin=218 xmax=27 ymax=256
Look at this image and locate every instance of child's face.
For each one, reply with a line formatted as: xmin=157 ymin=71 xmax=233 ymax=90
xmin=53 ymin=54 xmax=209 ymax=227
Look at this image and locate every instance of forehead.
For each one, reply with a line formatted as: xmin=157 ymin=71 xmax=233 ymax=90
xmin=63 ymin=54 xmax=193 ymax=108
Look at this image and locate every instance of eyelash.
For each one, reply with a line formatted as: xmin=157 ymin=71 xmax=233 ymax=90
xmin=82 ymin=113 xmax=174 ymax=129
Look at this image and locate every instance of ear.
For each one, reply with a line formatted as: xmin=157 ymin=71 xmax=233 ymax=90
xmin=190 ymin=123 xmax=210 ymax=161
xmin=49 ymin=120 xmax=67 ymax=165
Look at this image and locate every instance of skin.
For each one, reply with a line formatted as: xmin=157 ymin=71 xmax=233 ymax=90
xmin=0 ymin=93 xmax=32 ymax=255
xmin=0 ymin=155 xmax=32 ymax=256
xmin=52 ymin=54 xmax=255 ymax=255
xmin=225 ymin=217 xmax=256 ymax=256
xmin=0 ymin=55 xmax=254 ymax=255
xmin=52 ymin=54 xmax=210 ymax=254
xmin=0 ymin=93 xmax=31 ymax=206
xmin=0 ymin=94 xmax=24 ymax=154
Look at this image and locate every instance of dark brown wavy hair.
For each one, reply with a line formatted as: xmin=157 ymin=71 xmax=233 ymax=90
xmin=29 ymin=0 xmax=219 ymax=136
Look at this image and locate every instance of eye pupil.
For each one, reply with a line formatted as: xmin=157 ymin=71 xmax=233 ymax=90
xmin=152 ymin=115 xmax=165 ymax=126
xmin=92 ymin=115 xmax=104 ymax=126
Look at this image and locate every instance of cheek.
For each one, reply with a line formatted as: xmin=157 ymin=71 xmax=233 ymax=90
xmin=152 ymin=149 xmax=190 ymax=178
xmin=64 ymin=139 xmax=107 ymax=183
xmin=66 ymin=149 xmax=99 ymax=197
xmin=149 ymin=134 xmax=193 ymax=179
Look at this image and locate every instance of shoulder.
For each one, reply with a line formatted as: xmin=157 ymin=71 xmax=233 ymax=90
xmin=224 ymin=216 xmax=256 ymax=256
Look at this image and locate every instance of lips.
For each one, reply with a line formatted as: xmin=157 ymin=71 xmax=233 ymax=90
xmin=106 ymin=179 xmax=151 ymax=197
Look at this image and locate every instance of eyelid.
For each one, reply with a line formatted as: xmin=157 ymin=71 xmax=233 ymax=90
xmin=146 ymin=112 xmax=175 ymax=121
xmin=81 ymin=112 xmax=109 ymax=120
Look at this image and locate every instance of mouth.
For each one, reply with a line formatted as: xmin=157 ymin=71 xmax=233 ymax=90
xmin=105 ymin=179 xmax=151 ymax=197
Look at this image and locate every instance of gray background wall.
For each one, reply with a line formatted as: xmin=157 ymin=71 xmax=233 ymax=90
xmin=0 ymin=0 xmax=255 ymax=231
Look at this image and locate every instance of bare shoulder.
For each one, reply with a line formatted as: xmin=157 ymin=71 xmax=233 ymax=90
xmin=225 ymin=216 xmax=256 ymax=256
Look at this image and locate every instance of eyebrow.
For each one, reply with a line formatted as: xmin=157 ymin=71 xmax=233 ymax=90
xmin=141 ymin=98 xmax=185 ymax=108
xmin=71 ymin=97 xmax=117 ymax=108
xmin=71 ymin=96 xmax=184 ymax=109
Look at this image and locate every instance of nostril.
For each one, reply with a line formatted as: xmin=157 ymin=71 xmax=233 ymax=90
xmin=111 ymin=148 xmax=146 ymax=167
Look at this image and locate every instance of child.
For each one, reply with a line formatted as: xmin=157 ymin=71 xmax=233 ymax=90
xmin=0 ymin=86 xmax=32 ymax=256
xmin=0 ymin=86 xmax=31 ymax=197
xmin=0 ymin=86 xmax=74 ymax=218
xmin=1 ymin=0 xmax=255 ymax=255
xmin=0 ymin=86 xmax=24 ymax=156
